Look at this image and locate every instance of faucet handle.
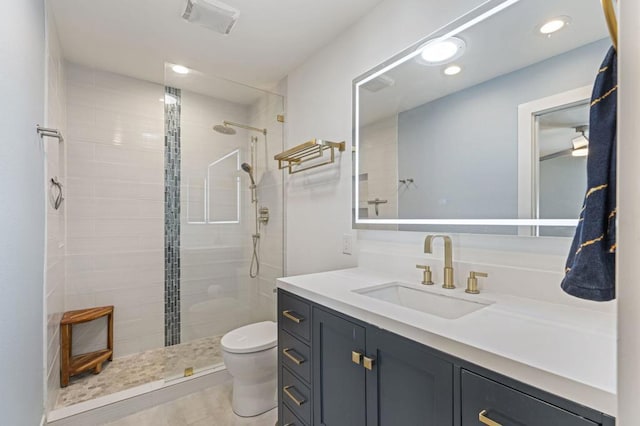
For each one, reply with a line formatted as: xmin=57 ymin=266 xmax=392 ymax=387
xmin=466 ymin=271 xmax=488 ymax=294
xmin=416 ymin=264 xmax=434 ymax=285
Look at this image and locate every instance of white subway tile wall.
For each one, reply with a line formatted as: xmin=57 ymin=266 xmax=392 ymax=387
xmin=62 ymin=62 xmax=285 ymax=382
xmin=65 ymin=63 xmax=165 ymax=358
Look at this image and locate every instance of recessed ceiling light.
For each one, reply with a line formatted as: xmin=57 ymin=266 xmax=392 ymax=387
xmin=444 ymin=65 xmax=462 ymax=76
xmin=538 ymin=16 xmax=571 ymax=35
xmin=172 ymin=65 xmax=190 ymax=74
xmin=418 ymin=37 xmax=466 ymax=66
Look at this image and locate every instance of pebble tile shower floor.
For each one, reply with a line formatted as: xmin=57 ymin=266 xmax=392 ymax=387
xmin=56 ymin=335 xmax=223 ymax=408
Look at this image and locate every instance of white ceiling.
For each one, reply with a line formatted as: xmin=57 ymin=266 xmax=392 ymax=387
xmin=50 ymin=0 xmax=384 ymax=93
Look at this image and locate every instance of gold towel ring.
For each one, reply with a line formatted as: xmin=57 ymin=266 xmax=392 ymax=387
xmin=602 ymin=0 xmax=618 ymax=50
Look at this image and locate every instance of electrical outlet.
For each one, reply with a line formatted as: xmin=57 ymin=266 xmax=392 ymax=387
xmin=342 ymin=234 xmax=353 ymax=255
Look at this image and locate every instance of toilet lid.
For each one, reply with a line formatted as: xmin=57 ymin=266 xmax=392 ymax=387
xmin=221 ymin=321 xmax=277 ymax=354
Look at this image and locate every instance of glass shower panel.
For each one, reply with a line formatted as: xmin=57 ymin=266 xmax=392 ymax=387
xmin=163 ymin=64 xmax=284 ymax=381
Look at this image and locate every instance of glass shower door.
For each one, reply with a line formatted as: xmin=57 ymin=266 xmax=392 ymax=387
xmin=163 ymin=64 xmax=284 ymax=380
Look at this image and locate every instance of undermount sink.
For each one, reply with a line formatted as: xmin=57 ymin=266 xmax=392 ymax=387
xmin=354 ymin=282 xmax=492 ymax=319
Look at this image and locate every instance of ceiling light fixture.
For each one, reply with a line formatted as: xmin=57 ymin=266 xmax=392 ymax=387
xmin=444 ymin=65 xmax=462 ymax=76
xmin=418 ymin=37 xmax=466 ymax=66
xmin=172 ymin=65 xmax=190 ymax=75
xmin=538 ymin=16 xmax=571 ymax=35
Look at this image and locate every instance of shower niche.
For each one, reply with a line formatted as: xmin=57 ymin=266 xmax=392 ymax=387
xmin=186 ymin=150 xmax=241 ymax=224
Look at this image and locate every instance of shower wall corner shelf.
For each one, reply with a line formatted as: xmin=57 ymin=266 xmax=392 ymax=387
xmin=274 ymin=139 xmax=346 ymax=174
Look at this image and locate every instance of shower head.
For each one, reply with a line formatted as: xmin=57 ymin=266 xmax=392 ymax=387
xmin=213 ymin=124 xmax=237 ymax=135
xmin=213 ymin=120 xmax=267 ymax=136
xmin=241 ymin=162 xmax=256 ymax=185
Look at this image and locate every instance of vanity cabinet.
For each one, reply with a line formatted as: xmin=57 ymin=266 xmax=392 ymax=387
xmin=277 ymin=289 xmax=615 ymax=426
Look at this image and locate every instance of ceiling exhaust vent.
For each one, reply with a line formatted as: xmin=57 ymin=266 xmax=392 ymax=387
xmin=361 ymin=75 xmax=395 ymax=93
xmin=182 ymin=0 xmax=240 ymax=35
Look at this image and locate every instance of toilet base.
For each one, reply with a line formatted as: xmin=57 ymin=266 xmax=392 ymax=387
xmin=231 ymin=375 xmax=277 ymax=417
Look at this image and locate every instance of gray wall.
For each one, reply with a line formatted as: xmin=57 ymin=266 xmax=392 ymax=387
xmin=397 ymin=39 xmax=609 ymax=230
xmin=0 ymin=0 xmax=45 ymax=423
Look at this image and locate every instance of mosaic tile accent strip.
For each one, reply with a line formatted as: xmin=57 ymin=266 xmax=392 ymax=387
xmin=56 ymin=335 xmax=224 ymax=409
xmin=164 ymin=86 xmax=182 ymax=347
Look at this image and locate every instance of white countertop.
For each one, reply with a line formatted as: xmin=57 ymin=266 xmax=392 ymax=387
xmin=277 ymin=267 xmax=617 ymax=416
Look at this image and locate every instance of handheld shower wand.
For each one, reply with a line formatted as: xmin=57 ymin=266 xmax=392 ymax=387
xmin=241 ymin=162 xmax=260 ymax=278
xmin=241 ymin=162 xmax=256 ymax=186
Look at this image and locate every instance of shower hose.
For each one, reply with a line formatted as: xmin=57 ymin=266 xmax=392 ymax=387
xmin=250 ymin=233 xmax=260 ymax=279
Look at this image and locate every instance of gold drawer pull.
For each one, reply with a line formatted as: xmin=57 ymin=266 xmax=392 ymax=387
xmin=352 ymin=351 xmax=363 ymax=365
xmin=282 ymin=310 xmax=304 ymax=323
xmin=363 ymin=356 xmax=376 ymax=371
xmin=479 ymin=410 xmax=502 ymax=426
xmin=283 ymin=385 xmax=306 ymax=406
xmin=283 ymin=348 xmax=305 ymax=365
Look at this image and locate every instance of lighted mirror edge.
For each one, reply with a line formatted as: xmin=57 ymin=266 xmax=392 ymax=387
xmin=351 ymin=0 xmax=570 ymax=229
xmin=355 ymin=219 xmax=579 ymax=226
xmin=188 ymin=221 xmax=241 ymax=225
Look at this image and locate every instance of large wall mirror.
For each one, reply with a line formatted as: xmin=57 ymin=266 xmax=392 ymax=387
xmin=353 ymin=0 xmax=610 ymax=235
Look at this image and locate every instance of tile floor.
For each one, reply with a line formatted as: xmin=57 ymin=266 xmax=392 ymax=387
xmin=104 ymin=380 xmax=277 ymax=426
xmin=57 ymin=336 xmax=224 ymax=409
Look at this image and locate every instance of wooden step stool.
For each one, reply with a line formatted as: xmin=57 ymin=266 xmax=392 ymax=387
xmin=60 ymin=306 xmax=114 ymax=387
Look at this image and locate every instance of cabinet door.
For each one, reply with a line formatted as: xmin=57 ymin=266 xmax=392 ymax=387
xmin=366 ymin=328 xmax=454 ymax=426
xmin=313 ymin=307 xmax=367 ymax=426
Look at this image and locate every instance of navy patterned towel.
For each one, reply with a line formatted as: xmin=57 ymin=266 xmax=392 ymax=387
xmin=561 ymin=47 xmax=617 ymax=302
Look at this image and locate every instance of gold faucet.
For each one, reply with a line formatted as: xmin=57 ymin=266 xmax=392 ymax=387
xmin=424 ymin=235 xmax=455 ymax=289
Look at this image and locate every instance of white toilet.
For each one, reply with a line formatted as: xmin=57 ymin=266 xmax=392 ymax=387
xmin=221 ymin=321 xmax=278 ymax=417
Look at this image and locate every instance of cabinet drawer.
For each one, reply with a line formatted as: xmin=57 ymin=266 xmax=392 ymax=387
xmin=282 ymin=367 xmax=311 ymax=425
xmin=461 ymin=370 xmax=598 ymax=426
xmin=282 ymin=402 xmax=307 ymax=426
xmin=279 ymin=291 xmax=311 ymax=342
xmin=280 ymin=329 xmax=311 ymax=383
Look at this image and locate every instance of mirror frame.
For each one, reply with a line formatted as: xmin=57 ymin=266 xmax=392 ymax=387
xmin=352 ymin=0 xmax=581 ymax=230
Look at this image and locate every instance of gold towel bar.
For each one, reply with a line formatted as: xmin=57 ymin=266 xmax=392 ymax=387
xmin=602 ymin=0 xmax=618 ymax=50
xmin=274 ymin=139 xmax=345 ymax=174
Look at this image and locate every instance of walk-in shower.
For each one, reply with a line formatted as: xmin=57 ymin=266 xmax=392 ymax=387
xmin=43 ymin=1 xmax=285 ymax=416
xmin=213 ymin=122 xmax=269 ymax=278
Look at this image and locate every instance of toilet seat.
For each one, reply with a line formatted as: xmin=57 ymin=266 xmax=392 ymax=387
xmin=221 ymin=321 xmax=277 ymax=354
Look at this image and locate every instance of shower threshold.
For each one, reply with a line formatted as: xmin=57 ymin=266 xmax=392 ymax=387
xmin=48 ymin=335 xmax=225 ymax=423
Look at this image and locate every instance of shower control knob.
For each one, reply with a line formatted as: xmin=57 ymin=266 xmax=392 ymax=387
xmin=259 ymin=207 xmax=269 ymax=224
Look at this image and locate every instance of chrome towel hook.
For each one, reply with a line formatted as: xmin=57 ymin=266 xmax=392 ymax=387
xmin=50 ymin=177 xmax=64 ymax=210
